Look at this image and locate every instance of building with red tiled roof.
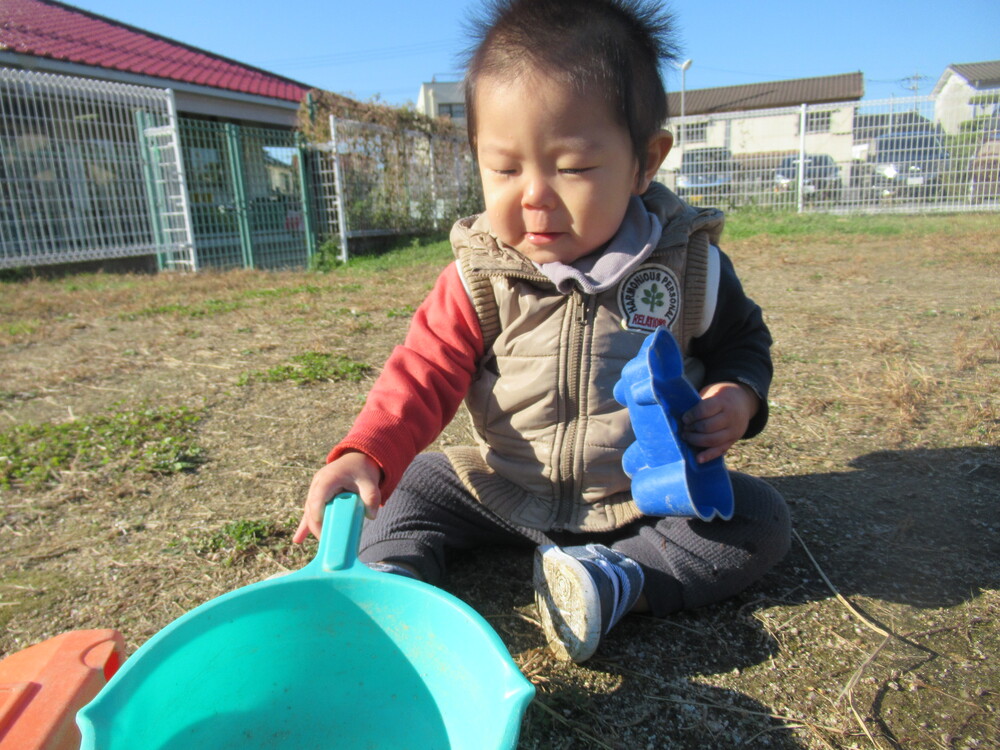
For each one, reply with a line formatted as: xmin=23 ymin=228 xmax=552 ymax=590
xmin=0 ymin=0 xmax=317 ymax=126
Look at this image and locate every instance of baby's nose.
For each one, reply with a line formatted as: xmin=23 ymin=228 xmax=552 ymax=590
xmin=522 ymin=174 xmax=557 ymax=210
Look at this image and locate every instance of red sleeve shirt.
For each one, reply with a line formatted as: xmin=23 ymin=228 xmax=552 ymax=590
xmin=326 ymin=262 xmax=483 ymax=498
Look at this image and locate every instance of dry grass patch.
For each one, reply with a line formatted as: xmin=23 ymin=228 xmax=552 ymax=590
xmin=1 ymin=218 xmax=998 ymax=748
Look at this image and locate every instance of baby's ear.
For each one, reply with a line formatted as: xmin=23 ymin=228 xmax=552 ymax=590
xmin=636 ymin=130 xmax=674 ymax=193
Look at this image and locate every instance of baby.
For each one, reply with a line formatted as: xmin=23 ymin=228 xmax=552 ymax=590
xmin=296 ymin=0 xmax=790 ymax=663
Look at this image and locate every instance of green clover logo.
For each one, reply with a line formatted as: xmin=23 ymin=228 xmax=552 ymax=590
xmin=641 ymin=283 xmax=664 ymax=312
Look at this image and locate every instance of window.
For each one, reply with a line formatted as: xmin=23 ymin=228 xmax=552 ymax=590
xmin=805 ymin=110 xmax=832 ymax=133
xmin=681 ymin=122 xmax=708 ymax=143
xmin=437 ymin=103 xmax=466 ymax=120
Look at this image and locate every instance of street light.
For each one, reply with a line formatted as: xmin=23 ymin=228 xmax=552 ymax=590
xmin=678 ymin=59 xmax=692 ymax=156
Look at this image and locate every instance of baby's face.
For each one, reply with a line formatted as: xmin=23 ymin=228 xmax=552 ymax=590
xmin=475 ymin=70 xmax=643 ymax=265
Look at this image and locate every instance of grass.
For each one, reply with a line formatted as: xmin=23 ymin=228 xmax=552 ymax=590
xmin=0 ymin=405 xmax=203 ymax=488
xmin=122 ymin=285 xmax=326 ymax=321
xmin=0 ymin=212 xmax=997 ymax=749
xmin=1 ymin=320 xmax=40 ymax=338
xmin=121 ymin=298 xmax=246 ymax=320
xmin=177 ymin=518 xmax=300 ymax=566
xmin=238 ymin=352 xmax=372 ymax=386
xmin=204 ymin=519 xmax=273 ymax=552
xmin=196 ymin=519 xmax=281 ymax=557
xmin=724 ymin=209 xmax=998 ymax=240
xmin=339 ymin=235 xmax=453 ymax=270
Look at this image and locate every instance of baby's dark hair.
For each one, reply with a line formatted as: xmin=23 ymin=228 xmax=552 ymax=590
xmin=462 ymin=0 xmax=680 ymax=180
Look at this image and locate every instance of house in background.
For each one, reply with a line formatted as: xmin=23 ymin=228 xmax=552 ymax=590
xmin=662 ymin=72 xmax=865 ymax=172
xmin=417 ymin=72 xmax=866 ymax=175
xmin=0 ymin=0 xmax=338 ymax=270
xmin=932 ymin=60 xmax=1000 ymax=134
xmin=416 ymin=79 xmax=466 ymax=125
xmin=0 ymin=0 xmax=312 ymax=127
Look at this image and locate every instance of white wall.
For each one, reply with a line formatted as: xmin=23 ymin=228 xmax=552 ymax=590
xmin=662 ymin=103 xmax=857 ymax=172
xmin=935 ymin=73 xmax=973 ymax=134
xmin=416 ymin=81 xmax=464 ymax=122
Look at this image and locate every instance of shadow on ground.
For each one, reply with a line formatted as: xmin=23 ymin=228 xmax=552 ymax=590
xmin=770 ymin=445 xmax=999 ymax=608
xmin=442 ymin=445 xmax=999 ymax=748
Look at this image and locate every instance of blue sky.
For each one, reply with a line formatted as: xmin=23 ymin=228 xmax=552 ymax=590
xmin=73 ymin=0 xmax=999 ymax=106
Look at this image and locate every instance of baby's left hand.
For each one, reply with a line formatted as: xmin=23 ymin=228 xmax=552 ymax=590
xmin=681 ymin=382 xmax=759 ymax=463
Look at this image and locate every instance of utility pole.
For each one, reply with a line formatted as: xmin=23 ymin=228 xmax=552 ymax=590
xmin=900 ymin=72 xmax=929 ymax=96
xmin=677 ymin=59 xmax=692 ymax=156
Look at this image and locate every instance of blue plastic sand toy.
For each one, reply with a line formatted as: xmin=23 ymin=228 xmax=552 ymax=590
xmin=77 ymin=493 xmax=534 ymax=750
xmin=613 ymin=327 xmax=734 ymax=521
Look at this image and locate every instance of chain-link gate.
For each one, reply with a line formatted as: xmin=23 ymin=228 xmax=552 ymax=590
xmin=178 ymin=119 xmax=313 ymax=270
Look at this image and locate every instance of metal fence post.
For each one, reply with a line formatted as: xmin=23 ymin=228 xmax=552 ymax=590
xmin=164 ymin=89 xmax=197 ymax=270
xmin=798 ymin=103 xmax=807 ymax=214
xmin=224 ymin=122 xmax=254 ymax=269
xmin=134 ymin=110 xmax=167 ymax=269
xmin=296 ymin=135 xmax=318 ymax=264
xmin=428 ymin=132 xmax=440 ymax=231
xmin=330 ymin=115 xmax=350 ymax=263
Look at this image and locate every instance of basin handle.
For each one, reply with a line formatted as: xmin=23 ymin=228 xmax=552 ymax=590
xmin=318 ymin=492 xmax=364 ymax=572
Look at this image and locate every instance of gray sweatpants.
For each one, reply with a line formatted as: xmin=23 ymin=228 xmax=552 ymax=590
xmin=358 ymin=452 xmax=790 ymax=616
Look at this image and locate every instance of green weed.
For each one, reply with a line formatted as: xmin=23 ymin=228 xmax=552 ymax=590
xmin=0 ymin=406 xmax=203 ymax=488
xmin=386 ymin=304 xmax=416 ymax=318
xmin=309 ymin=239 xmax=344 ymax=272
xmin=2 ymin=320 xmax=40 ymax=338
xmin=238 ymin=352 xmax=371 ymax=386
xmin=200 ymin=519 xmax=272 ymax=553
xmin=192 ymin=518 xmax=293 ymax=565
xmin=121 ymin=285 xmax=323 ymax=320
xmin=245 ymin=284 xmax=322 ymax=299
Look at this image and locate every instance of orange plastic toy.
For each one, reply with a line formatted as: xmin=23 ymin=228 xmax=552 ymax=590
xmin=0 ymin=629 xmax=124 ymax=750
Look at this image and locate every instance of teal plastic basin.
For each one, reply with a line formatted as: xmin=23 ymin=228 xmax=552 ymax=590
xmin=77 ymin=493 xmax=534 ymax=749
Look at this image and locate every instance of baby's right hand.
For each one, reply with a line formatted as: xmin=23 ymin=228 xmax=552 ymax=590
xmin=293 ymin=451 xmax=382 ymax=543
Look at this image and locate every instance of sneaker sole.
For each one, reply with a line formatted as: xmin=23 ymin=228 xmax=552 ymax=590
xmin=533 ymin=545 xmax=602 ymax=663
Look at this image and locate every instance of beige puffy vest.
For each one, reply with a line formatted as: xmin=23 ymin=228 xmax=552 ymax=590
xmin=445 ymin=184 xmax=724 ymax=532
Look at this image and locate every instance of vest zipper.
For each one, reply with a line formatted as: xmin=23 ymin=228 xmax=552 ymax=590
xmin=554 ymin=291 xmax=594 ymax=529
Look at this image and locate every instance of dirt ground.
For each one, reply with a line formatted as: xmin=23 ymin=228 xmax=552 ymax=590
xmin=1 ymin=215 xmax=998 ymax=749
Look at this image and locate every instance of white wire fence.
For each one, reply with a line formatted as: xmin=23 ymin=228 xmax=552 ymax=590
xmin=659 ymin=93 xmax=1000 ymax=213
xmin=3 ymin=66 xmax=996 ymax=272
xmin=0 ymin=67 xmax=480 ymax=271
xmin=0 ymin=68 xmax=193 ymax=270
xmin=316 ymin=116 xmax=482 ymax=262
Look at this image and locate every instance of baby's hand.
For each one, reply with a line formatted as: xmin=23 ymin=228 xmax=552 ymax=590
xmin=293 ymin=451 xmax=382 ymax=543
xmin=681 ymin=382 xmax=759 ymax=464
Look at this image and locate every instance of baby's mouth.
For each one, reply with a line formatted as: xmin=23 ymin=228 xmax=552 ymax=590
xmin=525 ymin=231 xmax=563 ymax=244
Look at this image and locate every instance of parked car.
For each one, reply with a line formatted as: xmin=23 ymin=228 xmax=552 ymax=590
xmin=968 ymin=138 xmax=1000 ymax=203
xmin=868 ymin=131 xmax=950 ymax=200
xmin=773 ymin=153 xmax=843 ymax=202
xmin=675 ymin=147 xmax=738 ymax=204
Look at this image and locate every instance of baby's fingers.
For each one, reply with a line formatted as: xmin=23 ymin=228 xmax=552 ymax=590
xmin=682 ymin=398 xmax=722 ymax=427
xmin=692 ymin=440 xmax=734 ymax=464
xmin=292 ymin=516 xmax=312 ymax=545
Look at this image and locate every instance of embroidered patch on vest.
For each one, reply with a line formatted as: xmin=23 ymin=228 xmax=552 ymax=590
xmin=617 ymin=264 xmax=681 ymax=333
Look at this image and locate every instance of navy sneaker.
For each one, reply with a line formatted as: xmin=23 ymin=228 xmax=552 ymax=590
xmin=533 ymin=543 xmax=645 ymax=662
xmin=365 ymin=561 xmax=420 ymax=579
